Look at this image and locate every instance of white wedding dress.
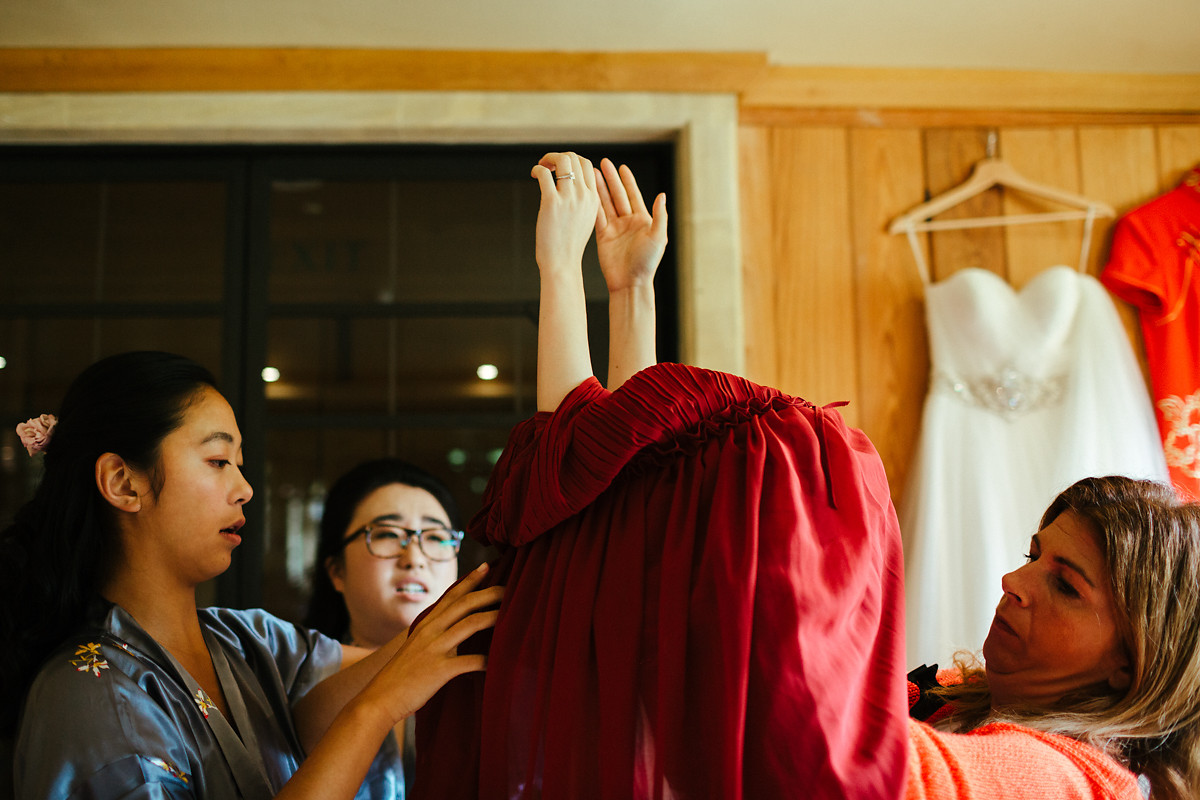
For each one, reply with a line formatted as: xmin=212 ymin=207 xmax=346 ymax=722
xmin=902 ymin=266 xmax=1168 ymax=667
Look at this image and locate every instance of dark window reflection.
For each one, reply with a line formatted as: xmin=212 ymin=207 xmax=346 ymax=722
xmin=0 ymin=144 xmax=676 ymax=623
xmin=265 ymin=316 xmax=538 ymax=416
xmin=0 ymin=181 xmax=226 ymax=304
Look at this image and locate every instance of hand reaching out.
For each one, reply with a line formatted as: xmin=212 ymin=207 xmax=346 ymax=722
xmin=595 ymin=158 xmax=668 ymax=293
xmin=358 ymin=563 xmax=503 ymax=726
xmin=281 ymin=563 xmax=503 ymax=799
xmin=531 ymin=152 xmax=600 ymax=276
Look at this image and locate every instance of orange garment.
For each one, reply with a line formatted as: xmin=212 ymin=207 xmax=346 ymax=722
xmin=905 ymin=671 xmax=1141 ymax=799
xmin=905 ymin=718 xmax=1142 ymax=800
xmin=1101 ymin=167 xmax=1200 ymax=499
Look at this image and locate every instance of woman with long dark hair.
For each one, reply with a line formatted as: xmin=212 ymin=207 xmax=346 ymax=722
xmin=305 ymin=459 xmax=463 ymax=648
xmin=304 ymin=458 xmax=464 ymax=796
xmin=1 ymin=351 xmax=500 ymax=799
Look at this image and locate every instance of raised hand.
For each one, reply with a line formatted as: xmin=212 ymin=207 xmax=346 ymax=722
xmin=531 ymin=151 xmax=600 ymax=276
xmin=595 ymin=157 xmax=668 ymax=293
xmin=530 ymin=152 xmax=599 ymax=410
xmin=593 ymin=158 xmax=666 ymax=390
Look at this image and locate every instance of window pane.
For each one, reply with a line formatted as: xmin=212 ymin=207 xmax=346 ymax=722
xmin=268 ymin=177 xmax=609 ymax=305
xmin=0 ymin=142 xmax=674 ymax=618
xmin=0 ymin=317 xmax=223 ymax=419
xmin=0 ymin=181 xmax=227 ymax=303
xmin=265 ymin=316 xmax=538 ymax=416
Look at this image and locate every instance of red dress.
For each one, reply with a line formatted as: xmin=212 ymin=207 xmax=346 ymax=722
xmin=1101 ymin=168 xmax=1200 ymax=499
xmin=412 ymin=363 xmax=908 ymax=800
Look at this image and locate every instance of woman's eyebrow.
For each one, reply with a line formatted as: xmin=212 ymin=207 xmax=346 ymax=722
xmin=370 ymin=513 xmax=450 ymax=527
xmin=1032 ymin=533 xmax=1096 ymax=588
xmin=1051 ymin=553 xmax=1097 ymax=588
xmin=200 ymin=431 xmax=235 ymax=445
xmin=1056 ymin=561 xmax=1094 ymax=592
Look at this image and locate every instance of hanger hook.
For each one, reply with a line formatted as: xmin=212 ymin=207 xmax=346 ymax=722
xmin=986 ymin=130 xmax=998 ymax=159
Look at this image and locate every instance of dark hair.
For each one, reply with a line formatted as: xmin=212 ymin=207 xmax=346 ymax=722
xmin=0 ymin=351 xmax=218 ymax=736
xmin=303 ymin=458 xmax=461 ymax=641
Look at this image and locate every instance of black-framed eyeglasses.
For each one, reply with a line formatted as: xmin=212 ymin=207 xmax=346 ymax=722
xmin=341 ymin=524 xmax=464 ymax=562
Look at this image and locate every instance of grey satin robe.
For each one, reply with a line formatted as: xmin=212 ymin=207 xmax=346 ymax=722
xmin=14 ymin=604 xmax=403 ymax=799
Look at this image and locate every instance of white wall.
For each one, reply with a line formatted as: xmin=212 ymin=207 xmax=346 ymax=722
xmin=2 ymin=0 xmax=1198 ymax=75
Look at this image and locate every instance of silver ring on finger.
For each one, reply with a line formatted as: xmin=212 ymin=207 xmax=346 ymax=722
xmin=555 ymin=172 xmax=576 ymax=182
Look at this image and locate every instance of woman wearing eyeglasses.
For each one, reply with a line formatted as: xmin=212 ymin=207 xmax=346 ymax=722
xmin=304 ymin=459 xmax=465 ymax=798
xmin=3 ymin=355 xmax=500 ymax=800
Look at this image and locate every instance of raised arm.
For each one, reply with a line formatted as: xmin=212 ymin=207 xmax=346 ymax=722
xmin=531 ymin=152 xmax=601 ymax=411
xmin=594 ymin=158 xmax=668 ymax=391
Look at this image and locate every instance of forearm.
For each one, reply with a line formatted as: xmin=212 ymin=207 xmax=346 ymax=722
xmin=293 ymin=638 xmax=401 ymax=753
xmin=289 ymin=564 xmax=501 ymax=796
xmin=592 ymin=157 xmax=666 ymax=390
xmin=607 ymin=283 xmax=656 ymax=391
xmin=537 ymin=268 xmax=592 ymax=411
xmin=277 ymin=697 xmax=395 ymax=800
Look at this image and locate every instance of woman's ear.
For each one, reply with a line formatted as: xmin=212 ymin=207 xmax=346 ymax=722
xmin=95 ymin=452 xmax=144 ymax=513
xmin=1107 ymin=647 xmax=1133 ymax=692
xmin=325 ymin=555 xmax=346 ymax=594
xmin=1107 ymin=663 xmax=1132 ymax=692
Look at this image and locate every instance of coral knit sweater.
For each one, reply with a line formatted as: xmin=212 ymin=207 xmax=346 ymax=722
xmin=905 ymin=673 xmax=1142 ymax=799
xmin=906 ymin=719 xmax=1143 ymax=799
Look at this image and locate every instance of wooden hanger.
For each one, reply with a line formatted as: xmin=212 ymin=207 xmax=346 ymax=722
xmin=889 ymin=156 xmax=1116 ymax=284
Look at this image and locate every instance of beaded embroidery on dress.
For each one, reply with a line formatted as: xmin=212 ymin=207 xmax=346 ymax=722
xmin=932 ymin=367 xmax=1067 ymax=419
xmin=901 ymin=266 xmax=1168 ymax=666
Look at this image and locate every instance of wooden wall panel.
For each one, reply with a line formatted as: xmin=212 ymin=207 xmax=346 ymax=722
xmin=741 ymin=65 xmax=1200 ymax=115
xmin=770 ymin=128 xmax=860 ymax=418
xmin=1078 ymin=126 xmax=1162 ymax=380
xmin=849 ymin=128 xmax=928 ymax=502
xmin=738 ymin=125 xmax=781 ymax=389
xmin=1079 ymin=126 xmax=1161 ymax=221
xmin=1158 ymin=127 xmax=1200 ymax=188
xmin=998 ymin=128 xmax=1086 ymax=286
xmin=739 ymin=115 xmax=1200 ymax=506
xmin=922 ymin=129 xmax=1006 ymax=282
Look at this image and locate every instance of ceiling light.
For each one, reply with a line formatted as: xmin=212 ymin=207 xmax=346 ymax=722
xmin=261 ymin=367 xmax=281 ymax=383
xmin=0 ymin=356 xmax=6 ymax=369
xmin=476 ymin=364 xmax=499 ymax=381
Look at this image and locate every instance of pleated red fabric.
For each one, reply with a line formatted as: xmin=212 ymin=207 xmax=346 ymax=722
xmin=413 ymin=363 xmax=908 ymax=799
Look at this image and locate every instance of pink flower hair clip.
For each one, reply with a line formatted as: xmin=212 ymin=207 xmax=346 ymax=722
xmin=16 ymin=414 xmax=58 ymax=456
